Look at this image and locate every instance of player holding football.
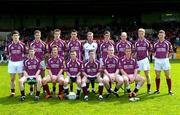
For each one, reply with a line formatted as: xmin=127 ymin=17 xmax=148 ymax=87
xmin=153 ymin=30 xmax=174 ymax=95
xmin=63 ymin=50 xmax=83 ymax=99
xmin=134 ymin=28 xmax=151 ymax=94
xmin=42 ymin=45 xmax=65 ymax=100
xmin=120 ymin=47 xmax=145 ymax=100
xmin=103 ymin=46 xmax=124 ymax=98
xmin=116 ymin=32 xmax=132 ymax=58
xmin=47 ymin=29 xmax=66 ymax=94
xmin=83 ymin=32 xmax=98 ymax=94
xmin=5 ymin=30 xmax=26 ymax=96
xmin=19 ymin=47 xmax=42 ymax=101
xmin=29 ymin=30 xmax=46 ymax=95
xmin=82 ymin=50 xmax=104 ymax=100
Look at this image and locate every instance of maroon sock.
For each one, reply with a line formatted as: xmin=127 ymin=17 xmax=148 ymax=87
xmin=21 ymin=90 xmax=25 ymax=96
xmin=30 ymin=86 xmax=33 ymax=92
xmin=58 ymin=85 xmax=63 ymax=95
xmin=147 ymin=84 xmax=151 ymax=91
xmin=43 ymin=84 xmax=51 ymax=95
xmin=36 ymin=91 xmax=40 ymax=96
xmin=82 ymin=87 xmax=88 ymax=96
xmin=98 ymin=86 xmax=103 ymax=95
xmin=156 ymin=78 xmax=160 ymax=91
xmin=166 ymin=79 xmax=172 ymax=92
xmin=109 ymin=82 xmax=112 ymax=89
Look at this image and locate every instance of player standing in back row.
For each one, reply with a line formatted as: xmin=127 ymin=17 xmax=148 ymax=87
xmin=29 ymin=30 xmax=46 ymax=95
xmin=5 ymin=30 xmax=26 ymax=97
xmin=134 ymin=28 xmax=151 ymax=94
xmin=153 ymin=30 xmax=174 ymax=95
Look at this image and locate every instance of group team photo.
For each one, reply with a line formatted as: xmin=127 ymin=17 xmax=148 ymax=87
xmin=5 ymin=28 xmax=174 ymax=102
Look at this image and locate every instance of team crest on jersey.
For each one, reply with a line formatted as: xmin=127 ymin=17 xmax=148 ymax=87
xmin=130 ymin=61 xmax=133 ymax=64
xmin=18 ymin=46 xmax=21 ymax=49
xmin=34 ymin=61 xmax=37 ymax=64
xmin=113 ymin=60 xmax=115 ymax=63
xmin=11 ymin=46 xmax=14 ymax=49
xmin=28 ymin=62 xmax=30 ymax=65
xmin=51 ymin=61 xmax=53 ymax=63
xmin=56 ymin=60 xmax=59 ymax=64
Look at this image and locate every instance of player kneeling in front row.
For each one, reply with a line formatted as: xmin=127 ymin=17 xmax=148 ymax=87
xmin=42 ymin=45 xmax=64 ymax=100
xmin=82 ymin=50 xmax=104 ymax=100
xmin=103 ymin=46 xmax=124 ymax=98
xmin=19 ymin=47 xmax=42 ymax=101
xmin=120 ymin=47 xmax=145 ymax=101
xmin=63 ymin=51 xmax=83 ymax=99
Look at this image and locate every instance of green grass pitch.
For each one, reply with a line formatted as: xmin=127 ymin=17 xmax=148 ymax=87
xmin=0 ymin=60 xmax=180 ymax=115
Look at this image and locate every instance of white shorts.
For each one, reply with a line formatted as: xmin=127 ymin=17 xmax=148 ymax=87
xmin=40 ymin=60 xmax=46 ymax=70
xmin=154 ymin=58 xmax=170 ymax=71
xmin=8 ymin=60 xmax=23 ymax=74
xmin=137 ymin=57 xmax=150 ymax=71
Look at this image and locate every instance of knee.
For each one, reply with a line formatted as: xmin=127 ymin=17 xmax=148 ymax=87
xmin=64 ymin=79 xmax=69 ymax=85
xmin=59 ymin=79 xmax=64 ymax=85
xmin=42 ymin=79 xmax=47 ymax=85
xmin=123 ymin=77 xmax=128 ymax=83
xmin=118 ymin=77 xmax=124 ymax=84
xmin=103 ymin=77 xmax=109 ymax=84
xmin=19 ymin=79 xmax=23 ymax=85
xmin=77 ymin=80 xmax=81 ymax=85
xmin=141 ymin=77 xmax=145 ymax=83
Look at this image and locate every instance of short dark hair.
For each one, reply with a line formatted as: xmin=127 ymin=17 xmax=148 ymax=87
xmin=11 ymin=30 xmax=19 ymax=36
xmin=34 ymin=30 xmax=41 ymax=35
xmin=71 ymin=29 xmax=77 ymax=33
xmin=70 ymin=50 xmax=76 ymax=54
xmin=53 ymin=29 xmax=61 ymax=34
xmin=125 ymin=47 xmax=132 ymax=51
xmin=88 ymin=50 xmax=94 ymax=54
xmin=104 ymin=31 xmax=110 ymax=35
xmin=52 ymin=45 xmax=59 ymax=49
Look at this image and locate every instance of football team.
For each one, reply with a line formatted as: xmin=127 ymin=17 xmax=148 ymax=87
xmin=5 ymin=28 xmax=174 ymax=101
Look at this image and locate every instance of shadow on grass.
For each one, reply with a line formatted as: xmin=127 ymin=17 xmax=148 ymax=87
xmin=0 ymin=91 xmax=172 ymax=106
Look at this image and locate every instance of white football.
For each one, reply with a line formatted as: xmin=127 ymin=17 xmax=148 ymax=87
xmin=67 ymin=92 xmax=76 ymax=100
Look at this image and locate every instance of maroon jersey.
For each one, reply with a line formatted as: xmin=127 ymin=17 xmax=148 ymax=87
xmin=48 ymin=39 xmax=66 ymax=58
xmin=82 ymin=60 xmax=100 ymax=76
xmin=30 ymin=40 xmax=46 ymax=61
xmin=66 ymin=59 xmax=82 ymax=76
xmin=67 ymin=39 xmax=82 ymax=60
xmin=24 ymin=57 xmax=41 ymax=76
xmin=47 ymin=56 xmax=64 ymax=75
xmin=103 ymin=55 xmax=119 ymax=73
xmin=119 ymin=57 xmax=138 ymax=74
xmin=116 ymin=40 xmax=132 ymax=58
xmin=134 ymin=38 xmax=150 ymax=61
xmin=5 ymin=41 xmax=26 ymax=61
xmin=153 ymin=40 xmax=173 ymax=58
xmin=99 ymin=40 xmax=114 ymax=60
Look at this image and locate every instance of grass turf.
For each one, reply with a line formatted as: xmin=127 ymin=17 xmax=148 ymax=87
xmin=0 ymin=59 xmax=180 ymax=115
